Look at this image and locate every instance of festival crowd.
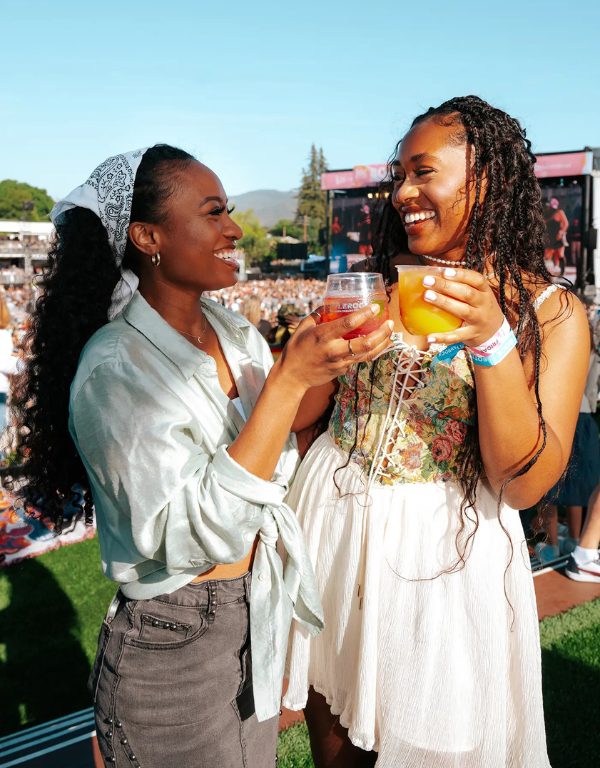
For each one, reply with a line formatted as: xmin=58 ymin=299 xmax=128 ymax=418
xmin=208 ymin=277 xmax=325 ymax=326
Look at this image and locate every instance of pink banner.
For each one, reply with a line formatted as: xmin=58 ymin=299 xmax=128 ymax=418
xmin=534 ymin=151 xmax=592 ymax=178
xmin=321 ymin=152 xmax=593 ymax=190
xmin=321 ymin=164 xmax=388 ymax=190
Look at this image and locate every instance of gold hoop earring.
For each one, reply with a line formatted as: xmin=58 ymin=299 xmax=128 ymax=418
xmin=151 ymin=252 xmax=161 ymax=267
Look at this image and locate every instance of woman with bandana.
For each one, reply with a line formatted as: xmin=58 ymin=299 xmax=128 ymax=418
xmin=283 ymin=97 xmax=589 ymax=767
xmin=12 ymin=145 xmax=393 ymax=768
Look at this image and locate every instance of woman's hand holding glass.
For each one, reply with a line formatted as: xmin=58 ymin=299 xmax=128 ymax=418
xmin=419 ymin=267 xmax=506 ymax=346
xmin=278 ymin=304 xmax=394 ymax=391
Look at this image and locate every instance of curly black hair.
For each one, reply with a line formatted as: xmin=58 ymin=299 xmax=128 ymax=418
xmin=13 ymin=144 xmax=196 ymax=529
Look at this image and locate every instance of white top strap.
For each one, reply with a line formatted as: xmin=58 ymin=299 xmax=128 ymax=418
xmin=533 ymin=284 xmax=559 ymax=311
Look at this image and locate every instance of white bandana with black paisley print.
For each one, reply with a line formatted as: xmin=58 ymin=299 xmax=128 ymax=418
xmin=51 ymin=148 xmax=148 ymax=318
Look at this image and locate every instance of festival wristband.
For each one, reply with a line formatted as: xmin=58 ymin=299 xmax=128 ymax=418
xmin=469 ymin=330 xmax=517 ymax=367
xmin=466 ymin=318 xmax=512 ymax=357
xmin=430 ymin=341 xmax=464 ymax=368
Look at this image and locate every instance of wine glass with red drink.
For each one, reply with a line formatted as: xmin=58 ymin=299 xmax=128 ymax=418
xmin=321 ymin=273 xmax=389 ymax=340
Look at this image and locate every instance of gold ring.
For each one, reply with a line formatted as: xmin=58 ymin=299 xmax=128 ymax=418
xmin=347 ymin=339 xmax=356 ymax=357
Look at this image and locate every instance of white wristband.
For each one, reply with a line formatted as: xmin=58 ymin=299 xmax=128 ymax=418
xmin=466 ymin=318 xmax=512 ymax=357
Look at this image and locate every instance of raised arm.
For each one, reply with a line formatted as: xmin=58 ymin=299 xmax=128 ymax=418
xmin=420 ymin=269 xmax=589 ymax=509
xmin=228 ymin=305 xmax=392 ymax=479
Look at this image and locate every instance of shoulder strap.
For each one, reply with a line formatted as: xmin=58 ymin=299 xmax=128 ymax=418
xmin=533 ymin=284 xmax=560 ymax=311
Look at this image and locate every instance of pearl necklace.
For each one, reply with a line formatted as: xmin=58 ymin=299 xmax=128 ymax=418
xmin=421 ymin=254 xmax=467 ymax=267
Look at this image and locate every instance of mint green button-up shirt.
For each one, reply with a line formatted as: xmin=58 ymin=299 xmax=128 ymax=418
xmin=68 ymin=291 xmax=323 ymax=721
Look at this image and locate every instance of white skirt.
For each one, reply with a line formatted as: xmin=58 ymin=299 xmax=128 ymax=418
xmin=284 ymin=433 xmax=550 ymax=768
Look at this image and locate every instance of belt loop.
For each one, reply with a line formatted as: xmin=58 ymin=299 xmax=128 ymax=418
xmin=244 ymin=571 xmax=252 ymax=602
xmin=105 ymin=590 xmax=122 ymax=625
xmin=207 ymin=580 xmax=217 ymax=623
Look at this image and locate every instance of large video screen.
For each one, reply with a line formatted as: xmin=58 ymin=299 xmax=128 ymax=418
xmin=539 ymin=179 xmax=584 ymax=282
xmin=330 ymin=179 xmax=586 ymax=284
xmin=330 ymin=196 xmax=375 ymax=263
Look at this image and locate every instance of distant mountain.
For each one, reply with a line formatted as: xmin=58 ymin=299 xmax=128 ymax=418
xmin=230 ymin=189 xmax=297 ymax=228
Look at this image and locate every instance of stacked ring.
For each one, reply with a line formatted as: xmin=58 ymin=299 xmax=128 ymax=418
xmin=348 ymin=339 xmax=356 ymax=357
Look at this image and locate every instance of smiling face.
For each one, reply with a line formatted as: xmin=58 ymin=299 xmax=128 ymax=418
xmin=391 ymin=117 xmax=478 ymax=263
xmin=132 ymin=160 xmax=243 ymax=294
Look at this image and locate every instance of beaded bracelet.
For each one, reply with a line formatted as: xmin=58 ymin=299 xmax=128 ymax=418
xmin=467 ymin=318 xmax=517 ymax=367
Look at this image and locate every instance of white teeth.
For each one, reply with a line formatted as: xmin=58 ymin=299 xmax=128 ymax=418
xmin=217 ymin=251 xmax=236 ymax=260
xmin=404 ymin=210 xmax=435 ymax=224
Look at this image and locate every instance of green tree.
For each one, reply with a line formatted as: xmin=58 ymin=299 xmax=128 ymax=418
xmin=295 ymin=145 xmax=328 ymax=253
xmin=232 ymin=209 xmax=276 ymax=264
xmin=268 ymin=218 xmax=303 ymax=240
xmin=0 ymin=180 xmax=54 ymax=221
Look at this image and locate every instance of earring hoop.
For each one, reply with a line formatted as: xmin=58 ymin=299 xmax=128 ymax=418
xmin=151 ymin=252 xmax=161 ymax=267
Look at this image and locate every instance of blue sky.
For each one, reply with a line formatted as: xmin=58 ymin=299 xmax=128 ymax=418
xmin=2 ymin=0 xmax=599 ymax=201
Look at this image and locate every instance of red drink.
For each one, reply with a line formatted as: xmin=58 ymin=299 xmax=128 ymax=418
xmin=321 ymin=296 xmax=389 ymax=339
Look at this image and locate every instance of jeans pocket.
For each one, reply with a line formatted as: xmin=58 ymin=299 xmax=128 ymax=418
xmin=124 ymin=605 xmax=208 ymax=651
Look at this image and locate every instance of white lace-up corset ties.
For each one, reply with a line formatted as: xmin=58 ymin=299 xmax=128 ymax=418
xmin=327 ymin=334 xmax=476 ymax=487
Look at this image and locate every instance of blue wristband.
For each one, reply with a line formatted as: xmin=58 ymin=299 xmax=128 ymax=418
xmin=430 ymin=342 xmax=464 ymax=368
xmin=469 ymin=330 xmax=517 ymax=366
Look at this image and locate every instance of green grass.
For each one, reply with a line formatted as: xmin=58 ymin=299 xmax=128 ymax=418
xmin=277 ymin=723 xmax=314 ymax=768
xmin=0 ymin=537 xmax=114 ymax=733
xmin=540 ymin=600 xmax=600 ymax=767
xmin=1 ymin=537 xmax=599 ymax=768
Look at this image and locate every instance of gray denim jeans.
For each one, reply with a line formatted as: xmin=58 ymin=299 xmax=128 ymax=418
xmin=91 ymin=573 xmax=278 ymax=767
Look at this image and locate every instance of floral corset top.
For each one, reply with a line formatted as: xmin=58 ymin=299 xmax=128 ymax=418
xmin=328 ymin=338 xmax=476 ymax=485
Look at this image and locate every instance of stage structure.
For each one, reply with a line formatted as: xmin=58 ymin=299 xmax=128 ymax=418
xmin=321 ymin=150 xmax=600 ymax=292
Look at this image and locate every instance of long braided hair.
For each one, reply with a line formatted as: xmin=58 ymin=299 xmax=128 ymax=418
xmin=12 ymin=144 xmax=196 ymax=529
xmin=368 ymin=96 xmax=574 ymax=573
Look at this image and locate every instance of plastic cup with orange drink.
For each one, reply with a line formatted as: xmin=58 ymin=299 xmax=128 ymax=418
xmin=396 ymin=265 xmax=462 ymax=336
xmin=321 ymin=273 xmax=389 ymax=340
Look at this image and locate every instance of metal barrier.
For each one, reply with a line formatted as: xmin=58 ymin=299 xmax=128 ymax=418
xmin=0 ymin=708 xmax=96 ymax=767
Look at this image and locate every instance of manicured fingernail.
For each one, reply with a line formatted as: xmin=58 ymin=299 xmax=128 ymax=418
xmin=427 ymin=334 xmax=437 ymax=343
xmin=387 ymin=320 xmax=395 ymax=330
xmin=424 ymin=290 xmax=437 ymax=302
xmin=444 ymin=267 xmax=456 ymax=277
xmin=422 ymin=275 xmax=435 ymax=287
xmin=370 ymin=303 xmax=381 ymax=314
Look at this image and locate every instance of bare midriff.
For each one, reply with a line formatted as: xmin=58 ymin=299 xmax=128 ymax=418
xmin=191 ymin=535 xmax=259 ymax=583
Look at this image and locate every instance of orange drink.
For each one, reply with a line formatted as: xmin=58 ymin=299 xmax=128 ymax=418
xmin=396 ymin=265 xmax=462 ymax=336
xmin=321 ymin=273 xmax=389 ymax=340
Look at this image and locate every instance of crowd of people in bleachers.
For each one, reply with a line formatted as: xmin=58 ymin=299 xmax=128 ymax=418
xmin=208 ymin=277 xmax=325 ymax=326
xmin=208 ymin=277 xmax=326 ymax=348
xmin=0 ymin=236 xmax=49 ymax=252
xmin=1 ymin=283 xmax=37 ymax=360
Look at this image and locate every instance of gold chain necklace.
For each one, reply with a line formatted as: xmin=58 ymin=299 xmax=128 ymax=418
xmin=171 ymin=315 xmax=207 ymax=345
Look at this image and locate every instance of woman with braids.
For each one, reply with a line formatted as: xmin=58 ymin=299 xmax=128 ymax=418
xmin=14 ymin=145 xmax=393 ymax=768
xmin=282 ymin=96 xmax=589 ymax=768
